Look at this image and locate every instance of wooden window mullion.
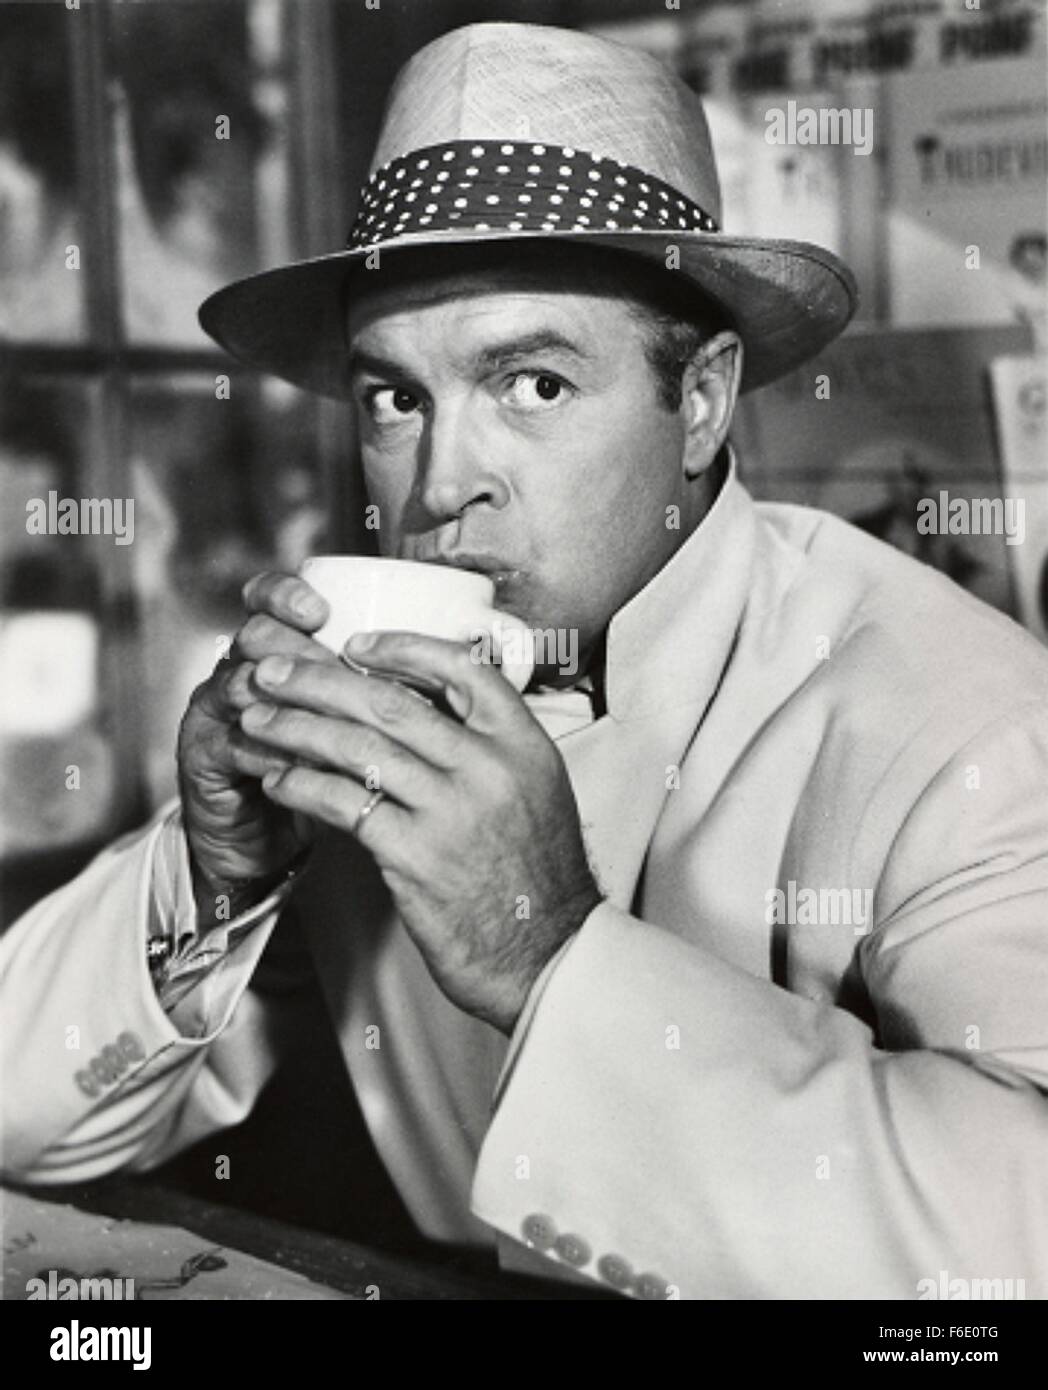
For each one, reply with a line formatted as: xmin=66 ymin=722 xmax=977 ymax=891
xmin=69 ymin=0 xmax=149 ymax=832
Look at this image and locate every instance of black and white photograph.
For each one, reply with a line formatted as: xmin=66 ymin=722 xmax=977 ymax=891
xmin=1 ymin=0 xmax=1046 ymax=1351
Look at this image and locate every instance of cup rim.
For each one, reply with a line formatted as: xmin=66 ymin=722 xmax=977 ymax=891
xmin=300 ymin=555 xmax=494 ymax=590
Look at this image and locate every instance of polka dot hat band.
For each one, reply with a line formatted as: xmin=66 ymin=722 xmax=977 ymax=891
xmin=348 ymin=140 xmax=720 ymax=248
xmin=198 ymin=23 xmax=857 ymax=396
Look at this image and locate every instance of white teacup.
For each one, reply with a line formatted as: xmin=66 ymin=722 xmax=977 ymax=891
xmin=299 ymin=556 xmax=534 ymax=691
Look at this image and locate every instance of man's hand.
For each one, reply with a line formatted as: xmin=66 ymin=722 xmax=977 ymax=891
xmin=239 ymin=633 xmax=603 ymax=1034
xmin=177 ymin=572 xmax=337 ymax=922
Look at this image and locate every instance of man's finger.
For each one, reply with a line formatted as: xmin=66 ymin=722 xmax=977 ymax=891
xmin=219 ymin=660 xmax=257 ymax=712
xmin=242 ymin=571 xmax=330 ymax=633
xmin=234 ymin=612 xmax=337 ymax=665
xmin=261 ymin=764 xmax=410 ymax=852
xmin=240 ymin=703 xmax=444 ymax=809
xmin=345 ymin=632 xmax=528 ymax=733
xmin=226 ymin=727 xmax=298 ymax=781
xmin=251 ymin=655 xmax=478 ymax=771
xmin=194 ymin=615 xmax=338 ymax=729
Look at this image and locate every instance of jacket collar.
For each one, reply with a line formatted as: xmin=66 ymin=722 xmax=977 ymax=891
xmin=603 ymin=447 xmax=756 ymax=722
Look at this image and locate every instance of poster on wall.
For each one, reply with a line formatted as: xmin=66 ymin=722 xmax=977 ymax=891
xmin=884 ymin=55 xmax=1047 ymax=333
xmin=733 ymin=324 xmax=1035 ymax=623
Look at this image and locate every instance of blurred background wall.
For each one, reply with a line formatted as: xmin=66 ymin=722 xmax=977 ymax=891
xmin=1 ymin=0 xmax=1045 ymax=917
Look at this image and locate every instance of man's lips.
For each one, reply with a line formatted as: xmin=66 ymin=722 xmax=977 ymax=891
xmin=418 ymin=551 xmax=523 ymax=588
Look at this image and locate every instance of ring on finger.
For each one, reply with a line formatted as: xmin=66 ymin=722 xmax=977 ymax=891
xmin=353 ymin=787 xmax=385 ymax=835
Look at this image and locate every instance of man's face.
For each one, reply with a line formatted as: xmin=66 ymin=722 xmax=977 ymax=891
xmin=345 ymin=262 xmax=709 ymax=677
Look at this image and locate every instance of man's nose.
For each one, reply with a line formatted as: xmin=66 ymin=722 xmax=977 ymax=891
xmin=416 ymin=405 xmax=508 ymax=520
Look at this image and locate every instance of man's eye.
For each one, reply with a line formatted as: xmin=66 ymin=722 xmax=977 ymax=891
xmin=502 ymin=372 xmax=571 ymax=410
xmin=367 ymin=386 xmax=422 ymax=422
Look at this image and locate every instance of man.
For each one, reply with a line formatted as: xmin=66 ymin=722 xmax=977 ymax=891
xmin=3 ymin=23 xmax=1047 ymax=1300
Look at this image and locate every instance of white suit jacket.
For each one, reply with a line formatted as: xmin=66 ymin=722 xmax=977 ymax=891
xmin=3 ymin=463 xmax=1048 ymax=1300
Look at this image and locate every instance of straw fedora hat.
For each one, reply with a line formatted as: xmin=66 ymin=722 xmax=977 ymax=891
xmin=199 ymin=21 xmax=857 ymax=394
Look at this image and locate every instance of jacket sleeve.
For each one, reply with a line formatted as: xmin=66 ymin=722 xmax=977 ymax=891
xmin=471 ymin=708 xmax=1048 ymax=1299
xmin=0 ymin=804 xmax=310 ymax=1184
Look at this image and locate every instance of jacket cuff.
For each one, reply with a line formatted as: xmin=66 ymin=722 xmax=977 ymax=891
xmin=491 ymin=926 xmax=586 ymax=1109
xmin=0 ymin=805 xmax=286 ymax=1176
xmin=148 ymin=806 xmax=299 ymax=1035
xmin=473 ymin=900 xmax=690 ymax=1298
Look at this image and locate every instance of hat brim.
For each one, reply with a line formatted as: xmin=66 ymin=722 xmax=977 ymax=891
xmin=198 ymin=228 xmax=857 ymax=396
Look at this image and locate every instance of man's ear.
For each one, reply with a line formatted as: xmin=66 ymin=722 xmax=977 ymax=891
xmin=679 ymin=331 xmax=743 ymax=480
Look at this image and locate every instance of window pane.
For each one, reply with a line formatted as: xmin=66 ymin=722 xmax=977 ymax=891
xmin=0 ymin=380 xmax=119 ymax=859
xmin=0 ymin=4 xmax=84 ymax=340
xmin=127 ymin=375 xmax=325 ymax=806
xmin=112 ymin=0 xmax=292 ymax=344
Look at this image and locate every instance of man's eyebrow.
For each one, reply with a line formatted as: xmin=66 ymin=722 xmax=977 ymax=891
xmin=473 ymin=330 xmax=594 ymax=370
xmin=345 ymin=329 xmax=593 ymax=386
xmin=346 ymin=348 xmax=424 ymax=390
